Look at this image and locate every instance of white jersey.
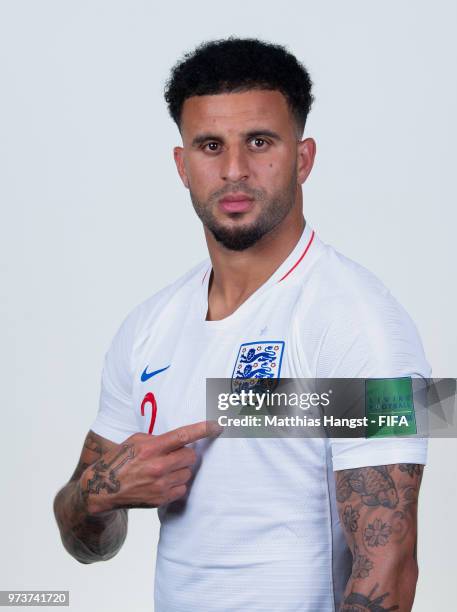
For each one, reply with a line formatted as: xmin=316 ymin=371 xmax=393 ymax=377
xmin=91 ymin=222 xmax=430 ymax=612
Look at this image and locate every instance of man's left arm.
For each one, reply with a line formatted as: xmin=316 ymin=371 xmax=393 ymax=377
xmin=335 ymin=463 xmax=423 ymax=611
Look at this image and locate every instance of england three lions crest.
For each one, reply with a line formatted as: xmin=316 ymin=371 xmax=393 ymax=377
xmin=231 ymin=341 xmax=285 ymax=394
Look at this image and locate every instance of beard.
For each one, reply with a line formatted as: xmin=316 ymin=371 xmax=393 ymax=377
xmin=189 ymin=167 xmax=298 ymax=251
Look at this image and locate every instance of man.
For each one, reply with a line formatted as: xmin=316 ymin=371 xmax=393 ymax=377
xmin=54 ymin=38 xmax=429 ymax=611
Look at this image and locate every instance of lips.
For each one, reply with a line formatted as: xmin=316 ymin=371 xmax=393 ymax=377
xmin=219 ymin=193 xmax=254 ymax=213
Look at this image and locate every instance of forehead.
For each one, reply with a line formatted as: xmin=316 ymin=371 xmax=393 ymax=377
xmin=180 ymin=89 xmax=294 ymax=138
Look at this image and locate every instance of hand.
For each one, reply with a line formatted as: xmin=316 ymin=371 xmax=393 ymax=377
xmin=79 ymin=420 xmax=222 ymax=514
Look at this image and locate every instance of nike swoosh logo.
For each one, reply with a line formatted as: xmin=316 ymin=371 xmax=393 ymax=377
xmin=141 ymin=365 xmax=170 ymax=382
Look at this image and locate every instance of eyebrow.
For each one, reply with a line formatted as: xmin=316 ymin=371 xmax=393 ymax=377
xmin=190 ymin=129 xmax=282 ymax=148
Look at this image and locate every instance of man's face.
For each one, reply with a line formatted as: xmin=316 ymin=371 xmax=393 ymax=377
xmin=174 ymin=89 xmax=314 ymax=251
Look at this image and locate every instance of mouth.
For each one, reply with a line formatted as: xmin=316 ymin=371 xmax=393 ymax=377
xmin=218 ymin=193 xmax=255 ymax=214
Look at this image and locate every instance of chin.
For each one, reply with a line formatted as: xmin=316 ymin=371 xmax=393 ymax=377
xmin=210 ymin=223 xmax=267 ymax=252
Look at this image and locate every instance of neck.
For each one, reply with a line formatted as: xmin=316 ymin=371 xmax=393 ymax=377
xmin=204 ymin=196 xmax=305 ymax=321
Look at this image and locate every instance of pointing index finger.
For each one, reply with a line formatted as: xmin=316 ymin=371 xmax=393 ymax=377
xmin=155 ymin=420 xmax=222 ymax=454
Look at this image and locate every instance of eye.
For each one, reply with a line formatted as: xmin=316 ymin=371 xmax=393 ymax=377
xmin=249 ymin=137 xmax=269 ymax=150
xmin=203 ymin=142 xmax=220 ymax=153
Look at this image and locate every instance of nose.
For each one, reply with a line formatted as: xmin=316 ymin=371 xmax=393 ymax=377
xmin=220 ymin=144 xmax=249 ymax=183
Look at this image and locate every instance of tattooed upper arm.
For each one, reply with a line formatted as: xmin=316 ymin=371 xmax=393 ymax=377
xmin=335 ymin=463 xmax=423 ymax=610
xmin=69 ymin=431 xmax=120 ymax=482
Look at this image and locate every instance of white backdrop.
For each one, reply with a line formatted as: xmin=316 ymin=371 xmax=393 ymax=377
xmin=1 ymin=1 xmax=455 ymax=610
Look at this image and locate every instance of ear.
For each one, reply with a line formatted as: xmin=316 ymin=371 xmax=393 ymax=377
xmin=296 ymin=138 xmax=316 ymax=184
xmin=173 ymin=146 xmax=189 ymax=188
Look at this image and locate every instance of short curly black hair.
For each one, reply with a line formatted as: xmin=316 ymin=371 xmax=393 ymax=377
xmin=164 ymin=37 xmax=314 ymax=135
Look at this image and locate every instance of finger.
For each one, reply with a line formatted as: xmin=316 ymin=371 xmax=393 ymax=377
xmin=161 ymin=447 xmax=197 ymax=472
xmin=154 ymin=420 xmax=222 ymax=454
xmin=162 ymin=484 xmax=187 ymax=505
xmin=164 ymin=467 xmax=193 ymax=487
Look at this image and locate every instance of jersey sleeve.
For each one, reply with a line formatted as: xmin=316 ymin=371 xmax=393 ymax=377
xmin=89 ymin=308 xmax=141 ymax=444
xmin=316 ymin=291 xmax=431 ymax=471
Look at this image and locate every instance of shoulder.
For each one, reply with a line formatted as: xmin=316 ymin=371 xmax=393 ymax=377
xmin=301 ymin=238 xmax=418 ymax=332
xmin=109 ymin=259 xmax=209 ymax=348
xmin=307 ymin=238 xmax=397 ymax=307
xmin=294 ymin=237 xmax=430 ymax=377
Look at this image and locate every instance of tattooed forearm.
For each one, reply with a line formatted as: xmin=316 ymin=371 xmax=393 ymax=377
xmin=399 ymin=463 xmax=422 ymax=478
xmin=54 ymin=480 xmax=128 ymax=564
xmin=364 ymin=518 xmax=392 ymax=547
xmin=341 ymin=582 xmax=399 ymax=611
xmin=336 ymin=465 xmax=399 ymax=509
xmin=351 ymin=543 xmax=373 ymax=579
xmin=83 ymin=434 xmax=105 ymax=456
xmin=54 ymin=431 xmax=130 ymax=564
xmin=335 ymin=463 xmax=423 ymax=611
xmin=69 ymin=433 xmax=104 ymax=481
xmin=343 ymin=505 xmax=360 ymax=532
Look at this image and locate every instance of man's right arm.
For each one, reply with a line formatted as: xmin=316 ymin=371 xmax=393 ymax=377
xmin=53 ymin=421 xmax=221 ymax=565
xmin=53 ymin=430 xmax=129 ymax=565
